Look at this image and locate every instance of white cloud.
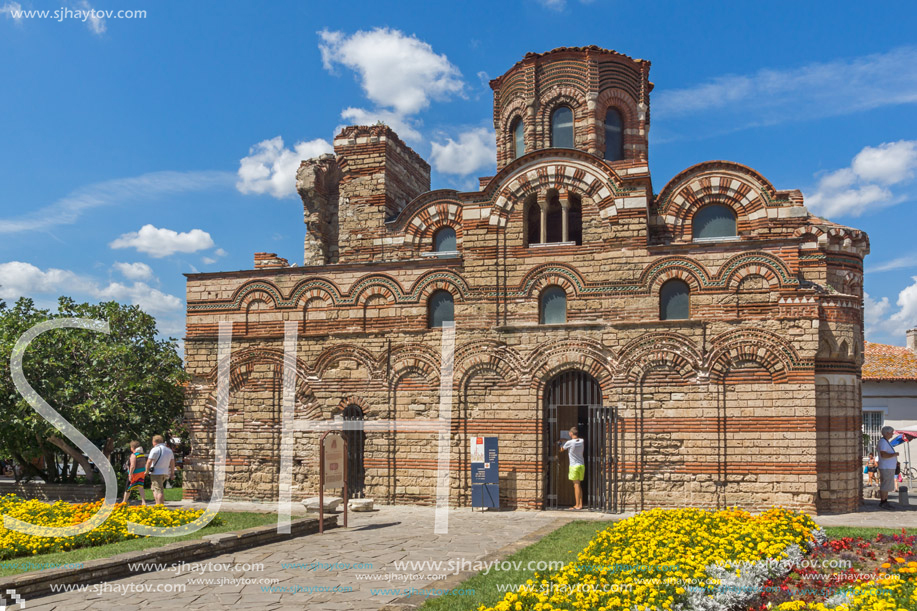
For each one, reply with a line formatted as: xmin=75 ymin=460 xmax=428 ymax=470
xmin=0 ymin=262 xmax=94 ymax=298
xmin=851 ymin=140 xmax=917 ymax=185
xmin=337 ymin=108 xmax=421 ymax=142
xmin=201 ymin=257 xmax=217 ymax=265
xmin=95 ymin=282 xmax=181 ymax=314
xmin=890 ymin=277 xmax=917 ymax=335
xmin=866 ymin=280 xmax=917 ymax=343
xmin=654 ymin=46 xmax=917 ymax=127
xmin=77 ymin=0 xmax=105 ymax=35
xmin=805 ymin=140 xmax=917 ymax=218
xmin=0 ymin=261 xmax=181 ymax=314
xmin=0 ymin=171 xmax=233 ymax=234
xmin=430 ymin=128 xmax=496 ymax=176
xmin=319 ymin=27 xmax=464 ymax=115
xmin=110 ymin=224 xmax=214 ymax=258
xmin=319 ymin=28 xmax=465 ymax=144
xmin=112 ymin=261 xmax=153 ymax=281
xmin=237 ymin=136 xmax=333 ymax=198
xmin=1 ymin=2 xmax=22 ymax=21
xmin=214 ymin=248 xmax=227 ymax=257
xmin=537 ymin=0 xmax=567 ymax=9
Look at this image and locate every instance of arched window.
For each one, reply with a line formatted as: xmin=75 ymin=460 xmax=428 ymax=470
xmin=511 ymin=117 xmax=525 ymax=159
xmin=660 ymin=279 xmax=690 ymax=320
xmin=693 ymin=204 xmax=737 ymax=240
xmin=540 ymin=286 xmax=567 ymax=324
xmin=428 ymin=290 xmax=454 ymax=328
xmin=342 ymin=404 xmax=365 ymax=498
xmin=604 ymin=108 xmax=624 ymax=161
xmin=551 ymin=106 xmax=574 ymax=149
xmin=433 ymin=227 xmax=457 ymax=252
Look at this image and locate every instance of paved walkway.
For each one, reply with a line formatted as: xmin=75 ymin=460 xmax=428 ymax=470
xmin=23 ymin=499 xmax=917 ymax=610
xmin=27 ymin=506 xmax=565 ymax=611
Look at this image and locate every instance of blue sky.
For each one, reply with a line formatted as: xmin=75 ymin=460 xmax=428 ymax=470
xmin=0 ymin=0 xmax=915 ymax=346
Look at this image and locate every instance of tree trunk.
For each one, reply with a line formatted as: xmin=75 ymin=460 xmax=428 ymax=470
xmin=46 ymin=436 xmax=95 ymax=484
xmin=13 ymin=451 xmax=46 ymax=482
xmin=102 ymin=437 xmax=114 ymax=460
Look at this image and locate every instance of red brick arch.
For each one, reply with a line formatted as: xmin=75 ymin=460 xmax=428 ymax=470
xmin=537 ymin=86 xmax=588 ymax=149
xmin=527 ymin=338 xmax=616 ymax=403
xmin=616 ymin=332 xmax=702 ymax=384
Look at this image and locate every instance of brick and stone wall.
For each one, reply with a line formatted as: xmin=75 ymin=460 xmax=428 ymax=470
xmin=181 ymin=46 xmax=868 ymax=514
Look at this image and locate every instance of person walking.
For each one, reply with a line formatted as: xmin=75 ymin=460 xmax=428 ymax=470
xmin=877 ymin=426 xmax=899 ymax=510
xmin=866 ymin=453 xmax=878 ymax=486
xmin=144 ymin=435 xmax=175 ymax=506
xmin=560 ymin=427 xmax=585 ymax=510
xmin=122 ymin=441 xmax=147 ymax=506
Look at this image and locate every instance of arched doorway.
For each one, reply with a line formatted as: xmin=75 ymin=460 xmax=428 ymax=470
xmin=342 ymin=404 xmax=366 ymax=498
xmin=544 ymin=370 xmax=611 ymax=511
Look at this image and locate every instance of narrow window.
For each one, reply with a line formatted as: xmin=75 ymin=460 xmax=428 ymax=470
xmin=428 ymin=290 xmax=454 ymax=328
xmin=604 ymin=108 xmax=624 ymax=161
xmin=526 ymin=199 xmax=541 ymax=246
xmin=660 ymin=279 xmax=690 ymax=320
xmin=511 ymin=117 xmax=525 ymax=159
xmin=342 ymin=404 xmax=366 ymax=498
xmin=568 ymin=195 xmax=583 ymax=245
xmin=540 ymin=286 xmax=567 ymax=324
xmin=551 ymin=106 xmax=574 ymax=149
xmin=693 ymin=204 xmax=737 ymax=240
xmin=433 ymin=227 xmax=457 ymax=252
xmin=545 ymin=194 xmax=563 ymax=243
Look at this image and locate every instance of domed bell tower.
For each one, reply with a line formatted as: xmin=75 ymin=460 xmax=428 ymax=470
xmin=489 ymin=46 xmax=653 ymax=171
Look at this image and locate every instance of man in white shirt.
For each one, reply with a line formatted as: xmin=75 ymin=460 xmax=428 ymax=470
xmin=144 ymin=435 xmax=176 ymax=506
xmin=877 ymin=426 xmax=899 ymax=510
xmin=560 ymin=427 xmax=585 ymax=510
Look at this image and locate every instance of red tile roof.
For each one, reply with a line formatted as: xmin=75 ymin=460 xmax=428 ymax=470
xmin=863 ymin=342 xmax=917 ymax=381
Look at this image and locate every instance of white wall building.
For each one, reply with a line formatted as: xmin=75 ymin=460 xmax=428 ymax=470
xmin=862 ymin=329 xmax=917 ymax=456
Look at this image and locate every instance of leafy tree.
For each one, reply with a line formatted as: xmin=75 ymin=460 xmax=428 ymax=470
xmin=0 ymin=297 xmax=187 ymax=483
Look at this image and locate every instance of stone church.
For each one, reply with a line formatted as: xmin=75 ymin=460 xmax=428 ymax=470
xmin=183 ymin=46 xmax=869 ymax=513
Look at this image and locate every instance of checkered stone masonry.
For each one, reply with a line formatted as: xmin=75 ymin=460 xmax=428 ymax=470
xmin=182 ymin=46 xmax=870 ymax=514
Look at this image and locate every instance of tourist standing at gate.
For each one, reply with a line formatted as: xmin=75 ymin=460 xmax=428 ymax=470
xmin=560 ymin=427 xmax=585 ymax=510
xmin=877 ymin=426 xmax=898 ymax=510
xmin=144 ymin=435 xmax=175 ymax=506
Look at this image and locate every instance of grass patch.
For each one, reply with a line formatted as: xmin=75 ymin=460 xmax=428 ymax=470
xmin=0 ymin=511 xmax=278 ymax=577
xmin=121 ymin=487 xmax=184 ymax=503
xmin=822 ymin=526 xmax=910 ymax=539
xmin=419 ymin=520 xmax=615 ymax=611
xmin=144 ymin=487 xmax=184 ymax=502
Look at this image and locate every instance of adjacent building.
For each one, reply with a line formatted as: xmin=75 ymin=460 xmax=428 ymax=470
xmin=862 ymin=329 xmax=917 ymax=452
xmin=182 ymin=46 xmax=869 ymax=513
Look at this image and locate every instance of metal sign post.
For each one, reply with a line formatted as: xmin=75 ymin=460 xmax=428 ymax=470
xmin=319 ymin=431 xmax=348 ymax=534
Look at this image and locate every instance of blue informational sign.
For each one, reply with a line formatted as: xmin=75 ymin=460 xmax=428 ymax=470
xmin=471 ymin=437 xmax=499 ymax=508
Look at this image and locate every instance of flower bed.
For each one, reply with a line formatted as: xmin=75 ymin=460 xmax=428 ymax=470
xmin=0 ymin=494 xmax=219 ymax=560
xmin=762 ymin=531 xmax=917 ymax=611
xmin=479 ymin=507 xmax=822 ymax=611
xmin=478 ymin=508 xmax=916 ymax=611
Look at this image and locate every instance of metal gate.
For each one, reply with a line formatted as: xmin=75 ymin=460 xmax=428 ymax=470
xmin=544 ymin=370 xmax=612 ymax=511
xmin=342 ymin=404 xmax=365 ymax=498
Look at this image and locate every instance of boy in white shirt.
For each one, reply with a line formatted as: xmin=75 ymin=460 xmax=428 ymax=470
xmin=560 ymin=427 xmax=584 ymax=510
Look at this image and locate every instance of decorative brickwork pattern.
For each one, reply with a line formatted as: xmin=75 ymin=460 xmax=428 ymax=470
xmin=183 ymin=46 xmax=869 ymax=514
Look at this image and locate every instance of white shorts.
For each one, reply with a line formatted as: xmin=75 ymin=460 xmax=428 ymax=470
xmin=879 ymin=469 xmax=896 ymax=492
